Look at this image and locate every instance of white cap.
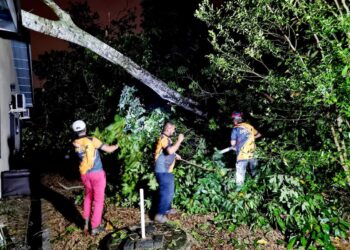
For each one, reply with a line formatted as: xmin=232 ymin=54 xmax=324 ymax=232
xmin=72 ymin=120 xmax=86 ymax=132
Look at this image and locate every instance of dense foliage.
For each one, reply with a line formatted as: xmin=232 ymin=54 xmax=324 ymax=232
xmin=193 ymin=0 xmax=350 ymax=247
xmin=195 ymin=0 xmax=350 ymax=162
xmin=97 ymin=86 xmax=349 ymax=249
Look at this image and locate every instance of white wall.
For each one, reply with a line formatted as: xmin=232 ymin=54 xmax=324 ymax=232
xmin=0 ymin=38 xmax=17 ymax=181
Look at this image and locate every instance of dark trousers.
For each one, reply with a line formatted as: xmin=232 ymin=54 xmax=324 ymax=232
xmin=155 ymin=172 xmax=175 ymax=215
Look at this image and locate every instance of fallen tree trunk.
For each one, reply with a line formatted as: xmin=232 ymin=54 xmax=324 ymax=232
xmin=21 ymin=0 xmax=205 ymax=116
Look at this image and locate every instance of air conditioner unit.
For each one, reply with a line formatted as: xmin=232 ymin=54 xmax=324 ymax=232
xmin=19 ymin=109 xmax=30 ymax=120
xmin=10 ymin=94 xmax=26 ymax=112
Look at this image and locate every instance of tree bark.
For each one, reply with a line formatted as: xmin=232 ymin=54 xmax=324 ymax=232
xmin=21 ymin=0 xmax=205 ymax=117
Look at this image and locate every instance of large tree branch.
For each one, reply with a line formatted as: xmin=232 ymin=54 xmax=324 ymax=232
xmin=283 ymin=34 xmax=306 ymax=68
xmin=341 ymin=0 xmax=349 ymax=14
xmin=337 ymin=116 xmax=348 ymax=161
xmin=41 ymin=0 xmax=72 ymax=22
xmin=334 ymin=0 xmax=344 ymax=16
xmin=21 ymin=1 xmax=205 ymax=117
xmin=313 ymin=33 xmax=324 ymax=58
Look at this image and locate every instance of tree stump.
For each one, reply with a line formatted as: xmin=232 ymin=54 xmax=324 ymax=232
xmin=103 ymin=222 xmax=191 ymax=250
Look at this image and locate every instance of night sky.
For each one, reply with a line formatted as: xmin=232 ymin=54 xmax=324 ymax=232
xmin=21 ymin=0 xmax=142 ymax=87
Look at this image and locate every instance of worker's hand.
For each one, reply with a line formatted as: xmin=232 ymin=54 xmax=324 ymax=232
xmin=101 ymin=144 xmax=119 ymax=153
xmin=175 ymin=154 xmax=182 ymax=160
xmin=178 ymin=133 xmax=185 ymax=142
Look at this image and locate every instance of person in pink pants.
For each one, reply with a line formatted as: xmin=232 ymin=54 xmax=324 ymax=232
xmin=72 ymin=120 xmax=118 ymax=236
xmin=81 ymin=171 xmax=106 ymax=233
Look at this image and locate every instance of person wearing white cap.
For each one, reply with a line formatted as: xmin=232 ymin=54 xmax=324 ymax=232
xmin=72 ymin=120 xmax=118 ymax=235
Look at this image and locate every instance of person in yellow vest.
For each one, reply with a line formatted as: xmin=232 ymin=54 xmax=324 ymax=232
xmin=230 ymin=112 xmax=261 ymax=190
xmin=72 ymin=120 xmax=118 ymax=236
xmin=154 ymin=122 xmax=184 ymax=223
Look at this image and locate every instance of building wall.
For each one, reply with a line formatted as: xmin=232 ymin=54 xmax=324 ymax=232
xmin=0 ymin=37 xmax=17 ymax=182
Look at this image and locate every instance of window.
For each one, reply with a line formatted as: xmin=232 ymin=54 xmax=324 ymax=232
xmin=0 ymin=0 xmax=19 ymax=33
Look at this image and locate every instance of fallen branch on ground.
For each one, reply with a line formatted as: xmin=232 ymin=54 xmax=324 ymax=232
xmin=58 ymin=182 xmax=84 ymax=190
xmin=178 ymin=159 xmax=216 ymax=172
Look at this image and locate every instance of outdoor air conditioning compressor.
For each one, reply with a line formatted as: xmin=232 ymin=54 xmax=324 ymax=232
xmin=19 ymin=109 xmax=30 ymax=120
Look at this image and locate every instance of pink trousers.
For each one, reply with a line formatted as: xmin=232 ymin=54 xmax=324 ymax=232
xmin=81 ymin=170 xmax=106 ymax=229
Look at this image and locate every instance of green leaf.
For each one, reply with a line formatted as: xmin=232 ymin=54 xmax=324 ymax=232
xmin=228 ymin=223 xmax=236 ymax=232
xmin=277 ymin=218 xmax=286 ymax=232
xmin=341 ymin=65 xmax=349 ymax=77
xmin=148 ymin=178 xmax=158 ymax=190
xmin=287 ymin=236 xmax=298 ymax=249
xmin=301 ymin=236 xmax=307 ymax=247
xmin=321 ymin=223 xmax=330 ymax=234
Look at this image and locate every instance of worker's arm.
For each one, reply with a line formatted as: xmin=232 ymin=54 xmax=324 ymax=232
xmin=166 ymin=134 xmax=184 ymax=155
xmin=230 ymin=127 xmax=237 ymax=148
xmin=255 ymin=132 xmax=262 ymax=139
xmin=101 ymin=144 xmax=119 ymax=153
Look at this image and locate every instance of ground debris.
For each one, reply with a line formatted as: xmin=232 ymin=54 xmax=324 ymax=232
xmin=41 ymin=174 xmax=350 ymax=250
xmin=0 ymin=197 xmax=31 ymax=249
xmin=40 ymin=174 xmax=286 ymax=249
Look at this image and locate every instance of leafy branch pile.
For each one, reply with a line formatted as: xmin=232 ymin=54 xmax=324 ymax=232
xmin=94 ymin=86 xmax=167 ymax=208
